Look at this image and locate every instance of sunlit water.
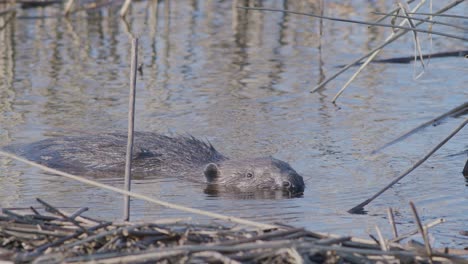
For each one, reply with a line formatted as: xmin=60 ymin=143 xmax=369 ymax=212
xmin=0 ymin=1 xmax=466 ymax=247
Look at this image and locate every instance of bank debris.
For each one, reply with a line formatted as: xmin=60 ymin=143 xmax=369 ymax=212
xmin=0 ymin=200 xmax=466 ymax=264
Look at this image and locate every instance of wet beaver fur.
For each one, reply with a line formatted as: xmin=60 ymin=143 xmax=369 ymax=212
xmin=4 ymin=132 xmax=305 ymax=194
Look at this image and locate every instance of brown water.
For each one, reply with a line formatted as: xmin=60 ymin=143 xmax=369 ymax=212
xmin=0 ymin=1 xmax=467 ymax=247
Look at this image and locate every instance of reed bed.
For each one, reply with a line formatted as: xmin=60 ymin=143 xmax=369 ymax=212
xmin=1 ymin=199 xmax=466 ymax=264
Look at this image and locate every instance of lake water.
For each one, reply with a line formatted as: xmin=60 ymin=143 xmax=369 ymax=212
xmin=0 ymin=0 xmax=466 ymax=248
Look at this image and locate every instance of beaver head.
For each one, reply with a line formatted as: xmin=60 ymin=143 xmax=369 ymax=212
xmin=203 ymin=157 xmax=305 ymax=194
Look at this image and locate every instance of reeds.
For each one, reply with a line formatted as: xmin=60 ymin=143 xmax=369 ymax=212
xmin=239 ymin=0 xmax=466 ymax=103
xmin=1 ymin=199 xmax=466 ymax=263
xmin=348 ymin=118 xmax=468 ymax=214
xmin=123 ymin=37 xmax=139 ymax=221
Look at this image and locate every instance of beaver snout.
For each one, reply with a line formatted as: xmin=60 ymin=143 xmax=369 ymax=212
xmin=283 ymin=172 xmax=305 ymax=193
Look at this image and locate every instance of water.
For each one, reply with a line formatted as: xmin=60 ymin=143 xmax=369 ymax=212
xmin=0 ymin=0 xmax=467 ymax=247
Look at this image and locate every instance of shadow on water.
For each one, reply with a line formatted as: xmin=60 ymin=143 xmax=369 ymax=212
xmin=204 ymin=184 xmax=304 ymax=200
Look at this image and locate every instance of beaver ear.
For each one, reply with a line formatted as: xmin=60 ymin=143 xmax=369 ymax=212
xmin=204 ymin=163 xmax=220 ymax=183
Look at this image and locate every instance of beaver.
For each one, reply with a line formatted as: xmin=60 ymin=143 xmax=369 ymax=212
xmin=3 ymin=132 xmax=305 ymax=194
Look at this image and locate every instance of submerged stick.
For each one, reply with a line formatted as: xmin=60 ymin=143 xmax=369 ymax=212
xmin=123 ymin=37 xmax=138 ymax=221
xmin=372 ymin=102 xmax=468 ymax=154
xmin=348 ymin=118 xmax=468 ymax=214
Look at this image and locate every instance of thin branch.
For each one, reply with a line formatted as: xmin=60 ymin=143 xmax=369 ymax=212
xmin=387 ymin=208 xmax=398 ymax=238
xmin=310 ymin=0 xmax=465 ymax=93
xmin=330 ymin=0 xmax=428 ymax=103
xmin=372 ymin=102 xmax=468 ymax=154
xmin=0 ymin=150 xmax=278 ymax=230
xmin=63 ymin=0 xmax=74 ymax=16
xmin=348 ymin=118 xmax=468 ymax=214
xmin=123 ymin=37 xmax=138 ymax=221
xmin=398 ymin=2 xmax=426 ymax=77
xmin=237 ymin=6 xmax=468 ymax=41
xmin=390 ymin=218 xmax=444 ymax=243
xmin=372 ymin=12 xmax=468 ymax=30
xmin=375 ymin=225 xmax=388 ymax=251
xmin=407 ymin=12 xmax=468 ymax=19
xmin=368 ymin=0 xmax=416 ymax=26
xmin=120 ymin=0 xmax=132 ymax=17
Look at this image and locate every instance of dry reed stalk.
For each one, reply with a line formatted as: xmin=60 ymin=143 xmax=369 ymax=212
xmin=0 ymin=150 xmax=278 ymax=230
xmin=330 ymin=0 xmax=428 ymax=103
xmin=369 ymin=0 xmax=416 ymax=26
xmin=409 ymin=202 xmax=433 ymax=263
xmin=238 ymin=6 xmax=467 ymax=41
xmin=407 ymin=12 xmax=468 ymax=19
xmin=375 ymin=225 xmax=388 ymax=251
xmin=191 ymin=251 xmax=242 ymax=264
xmin=310 ymin=0 xmax=465 ymax=94
xmin=123 ymin=37 xmax=138 ymax=221
xmin=68 ymin=207 xmax=89 ymax=220
xmin=0 ymin=11 xmax=15 ymax=32
xmin=36 ymin=198 xmax=91 ymax=235
xmin=119 ymin=0 xmax=132 ymax=17
xmin=372 ymin=11 xmax=468 ymax=30
xmin=387 ymin=207 xmax=398 ymax=238
xmin=348 ymin=118 xmax=468 ymax=213
xmin=63 ymin=0 xmax=74 ymax=16
xmin=372 ymin=101 xmax=468 ymax=154
xmin=0 ymin=6 xmax=17 ymax=16
xmin=2 ymin=202 xmax=466 ymax=263
xmin=216 ymin=228 xmax=304 ymax=246
xmin=389 ymin=218 xmax=445 ymax=243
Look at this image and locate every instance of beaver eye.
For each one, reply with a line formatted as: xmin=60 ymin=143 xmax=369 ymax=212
xmin=246 ymin=172 xmax=254 ymax=178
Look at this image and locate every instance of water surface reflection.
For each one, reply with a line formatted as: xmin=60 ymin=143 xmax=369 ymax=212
xmin=0 ymin=0 xmax=466 ymax=247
